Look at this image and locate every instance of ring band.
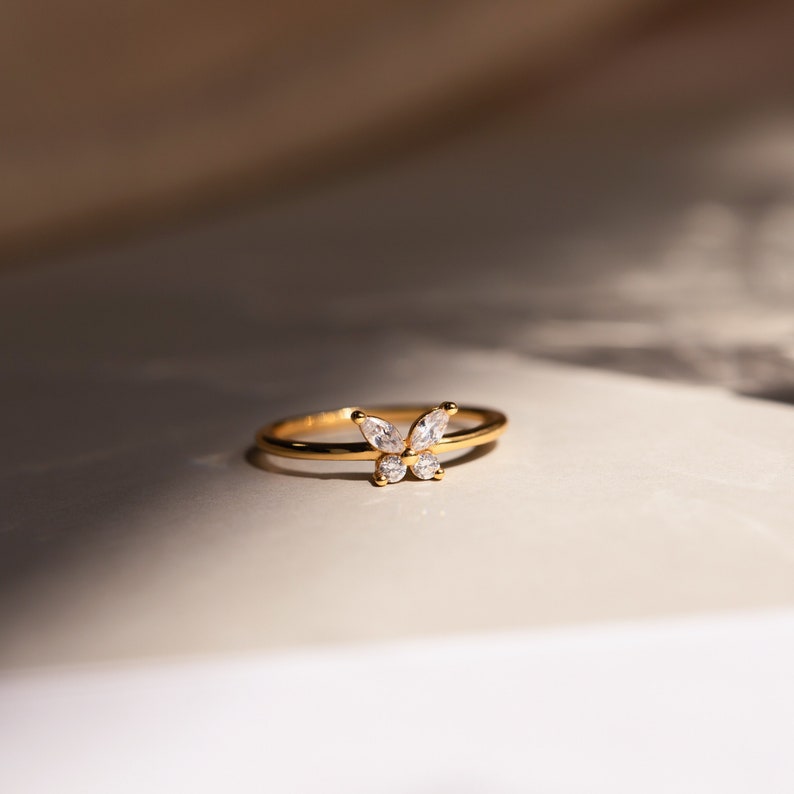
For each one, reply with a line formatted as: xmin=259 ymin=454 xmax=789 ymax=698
xmin=255 ymin=401 xmax=507 ymax=485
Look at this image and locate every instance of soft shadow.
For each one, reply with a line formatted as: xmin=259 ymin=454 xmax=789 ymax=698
xmin=738 ymin=388 xmax=794 ymax=407
xmin=443 ymin=441 xmax=498 ymax=468
xmin=246 ymin=447 xmax=370 ymax=482
xmin=245 ymin=441 xmax=498 ymax=484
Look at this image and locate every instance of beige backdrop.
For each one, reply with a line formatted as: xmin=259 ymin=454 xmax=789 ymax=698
xmin=0 ymin=0 xmax=678 ymax=260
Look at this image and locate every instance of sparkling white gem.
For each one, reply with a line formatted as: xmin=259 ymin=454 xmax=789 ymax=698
xmin=354 ymin=402 xmax=456 ymax=485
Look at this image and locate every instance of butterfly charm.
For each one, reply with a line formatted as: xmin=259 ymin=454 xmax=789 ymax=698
xmin=351 ymin=401 xmax=458 ymax=485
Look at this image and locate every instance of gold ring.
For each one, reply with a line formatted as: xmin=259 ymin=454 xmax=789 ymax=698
xmin=255 ymin=401 xmax=507 ymax=486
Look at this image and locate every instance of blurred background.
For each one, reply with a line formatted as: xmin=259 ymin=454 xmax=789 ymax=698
xmin=2 ymin=2 xmax=794 ymax=790
xmin=3 ymin=0 xmax=794 ymax=395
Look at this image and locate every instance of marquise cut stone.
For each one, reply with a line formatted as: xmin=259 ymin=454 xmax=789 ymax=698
xmin=411 ymin=451 xmax=440 ymax=480
xmin=409 ymin=408 xmax=449 ymax=451
xmin=378 ymin=454 xmax=407 ymax=483
xmin=360 ymin=416 xmax=404 ymax=453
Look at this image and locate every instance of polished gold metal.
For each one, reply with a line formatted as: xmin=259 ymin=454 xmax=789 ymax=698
xmin=401 ymin=448 xmax=419 ymax=466
xmin=255 ymin=402 xmax=507 ymax=485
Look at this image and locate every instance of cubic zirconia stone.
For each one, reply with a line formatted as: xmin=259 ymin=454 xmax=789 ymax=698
xmin=411 ymin=451 xmax=440 ymax=480
xmin=409 ymin=408 xmax=449 ymax=451
xmin=378 ymin=454 xmax=407 ymax=483
xmin=360 ymin=416 xmax=404 ymax=453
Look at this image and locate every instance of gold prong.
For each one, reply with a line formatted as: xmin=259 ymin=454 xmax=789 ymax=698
xmin=374 ymin=472 xmax=389 ymax=486
xmin=433 ymin=467 xmax=446 ymax=481
xmin=401 ymin=447 xmax=419 ymax=466
xmin=441 ymin=401 xmax=458 ymax=416
xmin=351 ymin=409 xmax=367 ymax=425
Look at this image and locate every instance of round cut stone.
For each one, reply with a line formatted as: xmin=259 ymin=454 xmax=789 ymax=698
xmin=409 ymin=408 xmax=449 ymax=451
xmin=411 ymin=451 xmax=440 ymax=480
xmin=378 ymin=454 xmax=407 ymax=483
xmin=360 ymin=416 xmax=404 ymax=453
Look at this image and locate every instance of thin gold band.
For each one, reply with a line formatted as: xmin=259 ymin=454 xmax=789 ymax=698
xmin=256 ymin=405 xmax=507 ymax=461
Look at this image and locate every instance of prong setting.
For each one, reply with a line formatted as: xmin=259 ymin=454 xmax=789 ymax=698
xmin=353 ymin=402 xmax=459 ymax=485
xmin=401 ymin=447 xmax=419 ymax=466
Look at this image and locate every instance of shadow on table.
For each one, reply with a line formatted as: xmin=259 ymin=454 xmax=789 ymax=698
xmin=245 ymin=442 xmax=498 ymax=485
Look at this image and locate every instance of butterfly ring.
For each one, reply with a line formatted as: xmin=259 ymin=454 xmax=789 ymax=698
xmin=255 ymin=402 xmax=507 ymax=486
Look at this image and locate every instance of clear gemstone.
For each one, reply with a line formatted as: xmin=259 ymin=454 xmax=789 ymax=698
xmin=360 ymin=416 xmax=404 ymax=453
xmin=378 ymin=454 xmax=406 ymax=483
xmin=409 ymin=408 xmax=449 ymax=451
xmin=411 ymin=451 xmax=440 ymax=480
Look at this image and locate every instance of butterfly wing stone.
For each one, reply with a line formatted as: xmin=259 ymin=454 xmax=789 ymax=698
xmin=411 ymin=451 xmax=440 ymax=480
xmin=409 ymin=408 xmax=449 ymax=452
xmin=377 ymin=454 xmax=407 ymax=483
xmin=359 ymin=415 xmax=405 ymax=453
xmin=356 ymin=407 xmax=451 ymax=485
